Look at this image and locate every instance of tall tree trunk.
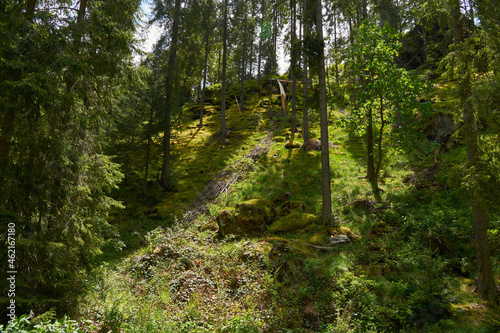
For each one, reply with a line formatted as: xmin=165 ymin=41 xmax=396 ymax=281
xmin=25 ymin=0 xmax=36 ymax=19
xmin=272 ymin=2 xmax=278 ymax=73
xmin=290 ymin=0 xmax=297 ymax=142
xmin=302 ymin=0 xmax=309 ymax=143
xmin=451 ymin=0 xmax=499 ymax=303
xmin=240 ymin=14 xmax=247 ymax=111
xmin=366 ymin=106 xmax=376 ymax=183
xmin=257 ymin=0 xmax=264 ymax=84
xmin=249 ymin=36 xmax=253 ymax=79
xmin=315 ymin=0 xmax=332 ymax=223
xmin=161 ymin=0 xmax=181 ymax=188
xmin=144 ymin=71 xmax=157 ymax=195
xmin=333 ymin=6 xmax=339 ymax=84
xmin=199 ymin=28 xmax=210 ymax=128
xmin=366 ymin=104 xmax=380 ymax=201
xmin=68 ymin=0 xmax=88 ymax=155
xmin=218 ymin=48 xmax=221 ymax=83
xmin=220 ymin=0 xmax=228 ymax=137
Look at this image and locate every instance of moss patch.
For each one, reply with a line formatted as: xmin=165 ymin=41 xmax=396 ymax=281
xmin=267 ymin=212 xmax=321 ymax=234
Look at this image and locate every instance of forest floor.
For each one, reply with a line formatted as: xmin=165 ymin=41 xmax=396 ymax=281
xmin=77 ymin=82 xmax=500 ymax=332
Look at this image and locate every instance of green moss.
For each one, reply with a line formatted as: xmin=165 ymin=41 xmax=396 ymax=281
xmin=236 ymin=198 xmax=275 ymax=224
xmin=308 ymin=232 xmax=330 ymax=246
xmin=267 ymin=212 xmax=321 ymax=233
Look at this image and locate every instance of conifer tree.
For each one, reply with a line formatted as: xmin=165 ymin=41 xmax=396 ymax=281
xmin=0 ymin=0 xmax=140 ymax=314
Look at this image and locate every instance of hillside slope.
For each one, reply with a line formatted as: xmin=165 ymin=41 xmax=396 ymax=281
xmin=77 ymin=84 xmax=500 ymax=333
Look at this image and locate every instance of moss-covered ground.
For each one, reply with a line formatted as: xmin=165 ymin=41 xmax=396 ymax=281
xmin=77 ymin=81 xmax=500 ymax=332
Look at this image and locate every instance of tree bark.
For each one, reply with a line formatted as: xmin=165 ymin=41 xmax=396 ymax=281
xmin=240 ymin=13 xmax=247 ymax=111
xmin=257 ymin=0 xmax=264 ymax=85
xmin=315 ymin=0 xmax=332 ymax=223
xmin=161 ymin=0 xmax=181 ymax=188
xmin=302 ymin=0 xmax=309 ymax=143
xmin=366 ymin=106 xmax=376 ymax=184
xmin=199 ymin=19 xmax=210 ymax=128
xmin=144 ymin=71 xmax=157 ymax=195
xmin=290 ymin=0 xmax=297 ymax=142
xmin=25 ymin=0 xmax=36 ymax=19
xmin=220 ymin=0 xmax=228 ymax=137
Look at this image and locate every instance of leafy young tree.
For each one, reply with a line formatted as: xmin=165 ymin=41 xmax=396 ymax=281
xmin=347 ymin=21 xmax=432 ymax=201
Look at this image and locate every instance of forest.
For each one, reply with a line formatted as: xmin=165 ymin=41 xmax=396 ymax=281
xmin=1 ymin=0 xmax=500 ymax=331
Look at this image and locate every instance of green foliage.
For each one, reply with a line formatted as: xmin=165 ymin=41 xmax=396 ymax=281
xmin=220 ymin=315 xmax=260 ymax=333
xmin=346 ymin=20 xmax=434 ymax=153
xmin=0 ymin=0 xmax=138 ymax=316
xmin=0 ymin=314 xmax=85 ymax=333
xmin=331 ymin=272 xmax=382 ymax=332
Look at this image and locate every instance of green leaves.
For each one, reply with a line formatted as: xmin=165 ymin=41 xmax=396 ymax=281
xmin=346 ymin=20 xmax=433 ymax=151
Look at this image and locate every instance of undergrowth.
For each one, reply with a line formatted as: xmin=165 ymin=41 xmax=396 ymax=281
xmin=55 ymin=83 xmax=500 ymax=332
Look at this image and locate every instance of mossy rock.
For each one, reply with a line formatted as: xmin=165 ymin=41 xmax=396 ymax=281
xmin=272 ymin=192 xmax=292 ymax=205
xmin=267 ymin=212 xmax=320 ymax=234
xmin=236 ymin=199 xmax=275 ymax=226
xmin=216 ymin=210 xmax=241 ymax=238
xmin=276 ymin=200 xmax=306 ymax=217
xmin=267 ymin=237 xmax=316 ymax=260
xmin=285 ymin=140 xmax=301 ymax=149
xmin=217 ymin=199 xmax=275 ymax=237
xmin=308 ymin=231 xmax=331 ymax=246
xmin=331 ymin=225 xmax=360 ymax=242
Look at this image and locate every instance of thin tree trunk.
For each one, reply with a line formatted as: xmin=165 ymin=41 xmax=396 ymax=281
xmin=144 ymin=72 xmax=157 ymax=195
xmin=366 ymin=106 xmax=377 ymax=193
xmin=257 ymin=10 xmax=263 ymax=83
xmin=375 ymin=98 xmax=385 ymax=178
xmin=220 ymin=0 xmax=228 ymax=137
xmin=273 ymin=2 xmax=278 ymax=73
xmin=199 ymin=28 xmax=210 ymax=127
xmin=315 ymin=0 xmax=332 ymax=223
xmin=240 ymin=14 xmax=247 ymax=111
xmin=302 ymin=0 xmax=309 ymax=143
xmin=334 ymin=7 xmax=339 ymax=84
xmin=218 ymin=48 xmax=221 ymax=83
xmin=249 ymin=26 xmax=254 ymax=79
xmin=290 ymin=0 xmax=297 ymax=142
xmin=161 ymin=0 xmax=181 ymax=188
xmin=373 ymin=98 xmax=385 ymax=201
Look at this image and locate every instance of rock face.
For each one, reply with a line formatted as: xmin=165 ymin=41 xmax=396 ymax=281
xmin=426 ymin=113 xmax=456 ymax=144
xmin=302 ymin=139 xmax=321 ymax=152
xmin=330 ymin=234 xmax=351 ymax=246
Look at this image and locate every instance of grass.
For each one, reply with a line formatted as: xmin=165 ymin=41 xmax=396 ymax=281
xmin=75 ymin=82 xmax=500 ymax=332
